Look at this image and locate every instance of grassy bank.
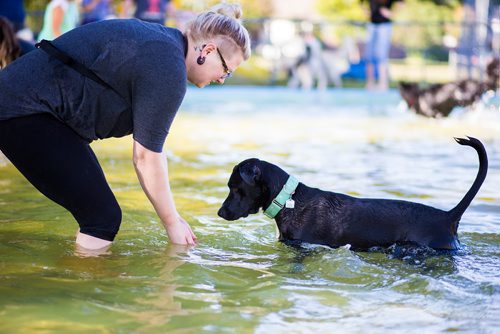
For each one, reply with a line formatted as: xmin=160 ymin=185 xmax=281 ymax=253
xmin=229 ymin=55 xmax=456 ymax=88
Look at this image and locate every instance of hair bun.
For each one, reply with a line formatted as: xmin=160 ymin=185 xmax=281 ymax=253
xmin=210 ymin=3 xmax=243 ymax=20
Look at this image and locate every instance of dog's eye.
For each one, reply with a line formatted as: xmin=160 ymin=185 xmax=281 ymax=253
xmin=231 ymin=188 xmax=243 ymax=196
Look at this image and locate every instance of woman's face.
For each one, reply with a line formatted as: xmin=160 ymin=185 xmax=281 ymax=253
xmin=187 ymin=43 xmax=244 ymax=88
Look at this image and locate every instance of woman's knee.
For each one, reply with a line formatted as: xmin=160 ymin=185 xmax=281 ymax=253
xmin=103 ymin=201 xmax=123 ymax=237
xmin=76 ymin=200 xmax=122 ymax=241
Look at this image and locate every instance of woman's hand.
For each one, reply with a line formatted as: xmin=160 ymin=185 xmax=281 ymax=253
xmin=380 ymin=7 xmax=393 ymax=19
xmin=133 ymin=140 xmax=198 ymax=245
xmin=165 ymin=216 xmax=197 ymax=245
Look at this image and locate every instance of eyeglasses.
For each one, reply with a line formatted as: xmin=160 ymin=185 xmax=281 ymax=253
xmin=216 ymin=48 xmax=233 ymax=79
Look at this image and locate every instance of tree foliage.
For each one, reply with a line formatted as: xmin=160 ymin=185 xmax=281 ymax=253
xmin=173 ymin=0 xmax=273 ymax=18
xmin=316 ymin=0 xmax=462 ymax=22
xmin=316 ymin=0 xmax=462 ymax=58
xmin=25 ymin=0 xmax=49 ymax=11
xmin=316 ymin=0 xmax=367 ymax=22
xmin=25 ymin=0 xmax=274 ymax=18
xmin=393 ymin=0 xmax=461 ymax=54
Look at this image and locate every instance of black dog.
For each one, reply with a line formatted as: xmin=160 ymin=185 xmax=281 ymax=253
xmin=218 ymin=137 xmax=487 ymax=251
xmin=399 ymin=58 xmax=499 ymax=118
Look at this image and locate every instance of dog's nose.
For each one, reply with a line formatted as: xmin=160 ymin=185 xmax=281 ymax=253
xmin=218 ymin=206 xmax=237 ymax=220
xmin=217 ymin=207 xmax=226 ymax=218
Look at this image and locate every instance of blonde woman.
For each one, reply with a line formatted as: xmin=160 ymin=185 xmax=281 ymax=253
xmin=0 ymin=3 xmax=251 ymax=253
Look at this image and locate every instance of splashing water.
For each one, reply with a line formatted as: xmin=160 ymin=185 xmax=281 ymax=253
xmin=0 ymin=87 xmax=499 ymax=333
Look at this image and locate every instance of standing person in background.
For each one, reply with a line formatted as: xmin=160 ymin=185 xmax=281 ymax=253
xmin=131 ymin=0 xmax=176 ymax=25
xmin=0 ymin=17 xmax=35 ymax=64
xmin=0 ymin=17 xmax=21 ymax=70
xmin=0 ymin=0 xmax=36 ymax=53
xmin=364 ymin=0 xmax=402 ymax=90
xmin=0 ymin=0 xmax=26 ymax=33
xmin=38 ymin=0 xmax=80 ymax=41
xmin=81 ymin=0 xmax=113 ymax=25
xmin=0 ymin=2 xmax=251 ymax=254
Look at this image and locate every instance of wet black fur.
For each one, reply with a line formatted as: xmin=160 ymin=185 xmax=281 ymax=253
xmin=218 ymin=137 xmax=488 ymax=251
xmin=399 ymin=58 xmax=499 ymax=118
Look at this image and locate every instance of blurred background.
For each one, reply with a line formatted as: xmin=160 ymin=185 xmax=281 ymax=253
xmin=1 ymin=3 xmax=499 ymax=333
xmin=17 ymin=0 xmax=500 ymax=88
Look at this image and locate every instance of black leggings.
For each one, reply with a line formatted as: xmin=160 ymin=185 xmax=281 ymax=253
xmin=0 ymin=113 xmax=121 ymax=241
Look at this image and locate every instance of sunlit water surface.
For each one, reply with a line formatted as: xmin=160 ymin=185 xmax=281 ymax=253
xmin=1 ymin=87 xmax=499 ymax=333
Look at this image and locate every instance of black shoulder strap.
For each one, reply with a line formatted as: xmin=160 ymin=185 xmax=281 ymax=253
xmin=36 ymin=39 xmax=119 ymax=95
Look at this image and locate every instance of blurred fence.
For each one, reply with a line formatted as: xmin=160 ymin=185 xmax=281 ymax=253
xmin=25 ymin=10 xmax=499 ymax=84
xmin=244 ymin=17 xmax=498 ymax=84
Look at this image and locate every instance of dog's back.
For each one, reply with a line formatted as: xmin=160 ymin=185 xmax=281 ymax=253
xmin=338 ymin=195 xmax=454 ymax=249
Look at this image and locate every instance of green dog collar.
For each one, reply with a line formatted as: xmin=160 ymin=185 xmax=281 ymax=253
xmin=263 ymin=175 xmax=299 ymax=219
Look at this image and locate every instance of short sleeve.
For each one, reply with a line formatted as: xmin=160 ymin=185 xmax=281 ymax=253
xmin=131 ymin=42 xmax=187 ymax=152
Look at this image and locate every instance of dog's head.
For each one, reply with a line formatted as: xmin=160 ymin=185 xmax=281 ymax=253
xmin=218 ymin=158 xmax=267 ymax=221
xmin=398 ymin=82 xmax=420 ymax=108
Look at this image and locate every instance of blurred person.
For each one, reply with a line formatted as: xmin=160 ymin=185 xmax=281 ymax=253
xmin=0 ymin=16 xmax=35 ymax=68
xmin=363 ymin=0 xmax=403 ymax=90
xmin=0 ymin=3 xmax=251 ymax=253
xmin=0 ymin=0 xmax=26 ymax=33
xmin=81 ymin=0 xmax=113 ymax=24
xmin=288 ymin=25 xmax=328 ymax=90
xmin=38 ymin=0 xmax=80 ymax=41
xmin=0 ymin=16 xmax=21 ymax=69
xmin=125 ymin=0 xmax=176 ymax=25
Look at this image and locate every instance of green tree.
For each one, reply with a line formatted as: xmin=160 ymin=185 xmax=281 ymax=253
xmin=393 ymin=0 xmax=461 ymax=56
xmin=177 ymin=0 xmax=273 ymax=18
xmin=316 ymin=0 xmax=462 ymax=22
xmin=315 ymin=0 xmax=461 ymax=59
xmin=317 ymin=0 xmax=366 ymax=22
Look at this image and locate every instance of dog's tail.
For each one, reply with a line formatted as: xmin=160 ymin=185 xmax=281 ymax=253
xmin=448 ymin=137 xmax=488 ymax=225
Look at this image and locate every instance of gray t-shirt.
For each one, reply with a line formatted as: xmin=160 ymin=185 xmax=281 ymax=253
xmin=0 ymin=19 xmax=187 ymax=152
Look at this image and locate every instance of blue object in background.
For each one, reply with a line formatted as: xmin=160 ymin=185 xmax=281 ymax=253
xmin=342 ymin=60 xmax=378 ymax=81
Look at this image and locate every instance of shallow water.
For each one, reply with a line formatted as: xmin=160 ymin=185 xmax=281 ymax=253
xmin=1 ymin=87 xmax=499 ymax=333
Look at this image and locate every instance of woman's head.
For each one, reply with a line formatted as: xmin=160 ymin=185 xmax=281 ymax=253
xmin=185 ymin=3 xmax=251 ymax=87
xmin=0 ymin=16 xmax=21 ymax=69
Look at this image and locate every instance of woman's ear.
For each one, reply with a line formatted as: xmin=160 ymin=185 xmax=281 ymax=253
xmin=201 ymin=42 xmax=217 ymax=56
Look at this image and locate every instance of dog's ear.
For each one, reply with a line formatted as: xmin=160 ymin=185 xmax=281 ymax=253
xmin=239 ymin=163 xmax=261 ymax=186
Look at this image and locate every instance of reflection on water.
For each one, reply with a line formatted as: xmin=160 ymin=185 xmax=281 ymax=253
xmin=1 ymin=87 xmax=499 ymax=333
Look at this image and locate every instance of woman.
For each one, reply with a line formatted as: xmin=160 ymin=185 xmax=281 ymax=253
xmin=0 ymin=16 xmax=21 ymax=69
xmin=0 ymin=3 xmax=251 ymax=251
xmin=37 ymin=0 xmax=79 ymax=41
xmin=364 ymin=0 xmax=402 ymax=90
xmin=0 ymin=0 xmax=26 ymax=33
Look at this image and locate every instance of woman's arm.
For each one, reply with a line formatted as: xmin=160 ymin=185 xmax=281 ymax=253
xmin=51 ymin=5 xmax=64 ymax=37
xmin=379 ymin=7 xmax=393 ymax=19
xmin=133 ymin=140 xmax=197 ymax=245
xmin=380 ymin=1 xmax=404 ymax=20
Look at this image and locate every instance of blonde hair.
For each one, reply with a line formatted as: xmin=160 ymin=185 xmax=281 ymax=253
xmin=0 ymin=17 xmax=20 ymax=69
xmin=185 ymin=3 xmax=251 ymax=60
